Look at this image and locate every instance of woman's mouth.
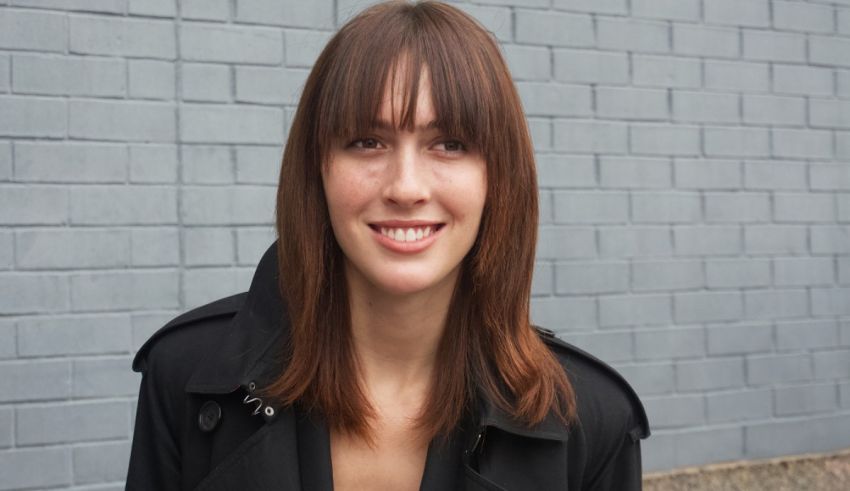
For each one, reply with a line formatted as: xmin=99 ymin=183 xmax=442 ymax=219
xmin=367 ymin=223 xmax=446 ymax=252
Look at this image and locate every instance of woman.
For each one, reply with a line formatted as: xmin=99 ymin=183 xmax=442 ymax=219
xmin=126 ymin=1 xmax=649 ymax=490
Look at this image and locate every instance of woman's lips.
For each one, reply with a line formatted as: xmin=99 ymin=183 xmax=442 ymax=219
xmin=368 ymin=223 xmax=445 ymax=254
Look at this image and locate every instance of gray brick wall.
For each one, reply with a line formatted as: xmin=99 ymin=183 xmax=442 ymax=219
xmin=0 ymin=0 xmax=848 ymax=487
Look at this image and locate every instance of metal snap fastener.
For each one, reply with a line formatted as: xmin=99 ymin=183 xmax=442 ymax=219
xmin=248 ymin=381 xmax=256 ymax=392
xmin=198 ymin=400 xmax=222 ymax=433
xmin=264 ymin=406 xmax=275 ymax=417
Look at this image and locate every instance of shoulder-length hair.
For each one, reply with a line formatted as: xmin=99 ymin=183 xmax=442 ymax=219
xmin=263 ymin=0 xmax=577 ymax=444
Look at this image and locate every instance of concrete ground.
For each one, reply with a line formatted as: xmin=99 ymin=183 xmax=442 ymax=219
xmin=643 ymin=449 xmax=850 ymax=491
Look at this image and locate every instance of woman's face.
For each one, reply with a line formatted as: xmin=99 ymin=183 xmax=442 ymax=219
xmin=322 ymin=69 xmax=487 ymax=299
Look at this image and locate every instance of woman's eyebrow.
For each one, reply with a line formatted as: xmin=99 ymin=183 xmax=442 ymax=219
xmin=371 ymin=119 xmax=440 ymax=132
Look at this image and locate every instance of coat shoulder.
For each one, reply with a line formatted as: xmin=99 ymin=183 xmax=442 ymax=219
xmin=132 ymin=292 xmax=248 ymax=373
xmin=534 ymin=326 xmax=650 ymax=440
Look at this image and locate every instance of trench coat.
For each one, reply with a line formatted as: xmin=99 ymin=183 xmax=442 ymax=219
xmin=125 ymin=241 xmax=650 ymax=490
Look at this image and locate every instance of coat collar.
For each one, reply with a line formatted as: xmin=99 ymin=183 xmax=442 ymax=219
xmin=184 ymin=240 xmax=570 ymax=443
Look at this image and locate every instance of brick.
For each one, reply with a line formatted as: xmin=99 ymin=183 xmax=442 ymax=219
xmin=528 ymin=119 xmax=552 ymax=151
xmin=0 ymin=406 xmax=10 ymax=447
xmin=810 ymin=99 xmax=850 ymax=130
xmin=537 ymin=155 xmax=595 ymax=188
xmin=745 ymin=289 xmax=809 ymax=320
xmin=840 ymin=194 xmax=850 ymax=221
xmin=182 ymin=145 xmax=233 ymax=184
xmin=71 ymin=270 xmax=179 ymax=311
xmin=632 ymin=259 xmax=702 ymax=291
xmin=597 ymin=17 xmax=669 ymax=53
xmin=632 ymin=55 xmax=701 ymax=89
xmin=552 ymin=191 xmax=628 ymax=224
xmin=842 ymin=71 xmax=850 ymax=98
xmin=537 ymin=226 xmax=595 ymax=260
xmin=183 ymin=0 xmax=229 ymax=20
xmin=10 ymin=0 xmax=124 ymax=13
xmin=777 ymin=319 xmax=838 ymax=351
xmin=0 ymin=96 xmax=65 ymax=137
xmin=678 ymin=427 xmax=745 ymax=467
xmin=705 ymin=60 xmax=769 ymax=93
xmin=129 ymin=144 xmax=178 ymax=183
xmin=773 ymin=1 xmax=833 ymax=33
xmin=182 ymin=185 xmax=277 ymax=225
xmin=748 ymin=353 xmax=812 ymax=385
xmin=128 ymin=59 xmax=174 ymax=100
xmin=841 ymin=8 xmax=850 ymax=35
xmin=181 ymin=104 xmax=284 ymax=144
xmin=705 ymin=258 xmax=770 ymax=287
xmin=743 ymin=94 xmax=806 ymax=126
xmin=74 ymin=441 xmax=132 ymax=485
xmin=811 ymin=164 xmax=850 ymax=191
xmin=132 ymin=312 xmax=176 ymax=351
xmin=70 ymin=15 xmax=175 ymax=59
xmin=12 ymin=54 xmax=125 ymax=97
xmin=599 ymin=156 xmax=670 ymax=189
xmin=839 ymin=132 xmax=850 ymax=160
xmin=236 ymin=66 xmax=308 ymax=105
xmin=675 ymin=291 xmax=743 ymax=323
xmin=182 ymin=63 xmax=231 ymax=102
xmin=675 ymin=158 xmax=741 ymax=190
xmin=0 ymin=359 xmax=70 ymax=402
xmin=532 ymin=261 xmax=553 ymax=296
xmin=181 ymin=23 xmax=283 ymax=64
xmin=16 ymin=400 xmax=127 ymax=445
xmin=285 ymin=29 xmax=332 ymax=68
xmin=672 ymin=91 xmax=738 ymax=124
xmin=0 ymin=9 xmax=66 ymax=52
xmin=706 ymin=388 xmax=772 ymax=423
xmin=673 ymin=24 xmax=739 ymax=58
xmin=540 ymin=190 xmax=553 ymax=224
xmin=236 ymin=226 xmax=276 ymax=265
xmin=705 ymin=192 xmax=770 ymax=223
xmin=184 ymin=267 xmax=241 ymax=308
xmin=773 ymin=64 xmax=833 ymax=97
xmin=747 ymin=413 xmax=850 ymax=458
xmin=812 ymin=226 xmax=850 ymax=254
xmin=517 ymin=82 xmax=592 ymax=117
xmin=810 ymin=36 xmax=850 ymax=68
xmin=596 ymin=87 xmax=667 ymax=120
xmin=0 ymin=55 xmax=6 ymax=93
xmin=515 ymin=9 xmax=593 ymax=47
xmin=812 ymin=287 xmax=850 ymax=316
xmin=775 ymin=383 xmax=837 ymax=416
xmin=598 ymin=226 xmax=672 ymax=258
xmin=707 ymin=322 xmax=773 ymax=355
xmin=69 ymin=100 xmax=176 ymax=142
xmin=553 ymin=120 xmax=628 ymax=154
xmin=131 ymin=227 xmax=179 ymax=266
xmin=842 ymin=382 xmax=850 ymax=409
xmin=612 ymin=361 xmax=675 ymax=395
xmin=17 ymin=229 xmax=130 ymax=270
xmin=632 ymin=0 xmax=699 ymax=21
xmin=236 ymin=0 xmax=334 ymax=28
xmin=705 ymin=127 xmax=769 ymax=158
xmin=17 ymin=314 xmax=131 ymax=356
xmin=235 ymin=145 xmax=282 ymax=184
xmin=742 ymin=29 xmax=806 ymax=62
xmin=553 ymin=49 xmax=628 ymax=84
xmin=674 ymin=225 xmax=741 ymax=255
xmin=630 ymin=124 xmax=700 ymax=156
xmin=634 ymin=326 xmax=704 ymax=360
xmin=552 ymin=0 xmax=626 ymax=14
xmin=560 ymin=331 xmax=632 ymax=363
xmin=74 ymin=357 xmax=138 ymax=398
xmin=814 ymin=349 xmax=850 ymax=379
xmin=185 ymin=227 xmax=234 ymax=266
xmin=530 ymin=296 xmax=596 ymax=331
xmin=598 ymin=294 xmax=673 ymax=327
xmin=454 ymin=4 xmax=512 ymax=42
xmin=676 ymin=357 xmax=745 ymax=391
xmin=743 ymin=160 xmax=806 ymax=191
xmin=129 ymin=0 xmax=175 ymax=17
xmin=774 ymin=257 xmax=835 ymax=287
xmin=632 ymin=191 xmax=701 ymax=223
xmin=555 ymin=261 xmax=628 ymax=294
xmin=705 ymin=0 xmax=769 ymax=27
xmin=14 ymin=142 xmax=127 ymax=183
xmin=70 ymin=185 xmax=177 ymax=225
xmin=0 ymin=186 xmax=66 ymax=225
xmin=842 ymin=259 xmax=850 ymax=285
xmin=745 ymin=225 xmax=807 ymax=254
xmin=774 ymin=192 xmax=835 ymax=223
xmin=643 ymin=393 xmax=706 ymax=429
xmin=0 ymin=447 xmax=70 ymax=489
xmin=0 ymin=273 xmax=69 ymax=314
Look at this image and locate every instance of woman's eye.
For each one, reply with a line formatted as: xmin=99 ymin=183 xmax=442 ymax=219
xmin=437 ymin=140 xmax=466 ymax=153
xmin=349 ymin=138 xmax=382 ymax=150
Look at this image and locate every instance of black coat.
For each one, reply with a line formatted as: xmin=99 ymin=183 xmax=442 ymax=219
xmin=126 ymin=242 xmax=650 ymax=490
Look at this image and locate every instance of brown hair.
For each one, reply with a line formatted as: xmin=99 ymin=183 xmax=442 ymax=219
xmin=264 ymin=0 xmax=577 ymax=445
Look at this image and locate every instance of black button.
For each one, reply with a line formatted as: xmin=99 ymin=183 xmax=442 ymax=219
xmin=198 ymin=400 xmax=222 ymax=432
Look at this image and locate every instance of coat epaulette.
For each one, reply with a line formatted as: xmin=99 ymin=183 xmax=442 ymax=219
xmin=533 ymin=325 xmax=651 ymax=440
xmin=132 ymin=292 xmax=248 ymax=373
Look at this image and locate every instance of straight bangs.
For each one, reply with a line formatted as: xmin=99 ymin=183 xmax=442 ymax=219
xmin=310 ymin=1 xmax=503 ymax=166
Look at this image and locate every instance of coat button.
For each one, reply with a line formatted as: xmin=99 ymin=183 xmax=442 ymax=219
xmin=198 ymin=400 xmax=222 ymax=433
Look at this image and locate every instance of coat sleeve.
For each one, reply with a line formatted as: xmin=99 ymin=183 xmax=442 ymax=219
xmin=125 ymin=345 xmax=183 ymax=491
xmin=585 ymin=430 xmax=643 ymax=490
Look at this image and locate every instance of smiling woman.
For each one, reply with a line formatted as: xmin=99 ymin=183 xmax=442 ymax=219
xmin=125 ymin=1 xmax=649 ymax=490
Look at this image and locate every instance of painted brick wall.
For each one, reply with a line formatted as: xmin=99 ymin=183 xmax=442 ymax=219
xmin=0 ymin=0 xmax=848 ymax=488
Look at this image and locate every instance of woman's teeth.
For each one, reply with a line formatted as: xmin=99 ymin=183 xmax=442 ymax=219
xmin=380 ymin=226 xmax=434 ymax=242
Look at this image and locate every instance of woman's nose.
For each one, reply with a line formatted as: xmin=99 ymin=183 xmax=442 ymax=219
xmin=382 ymin=146 xmax=429 ymax=207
